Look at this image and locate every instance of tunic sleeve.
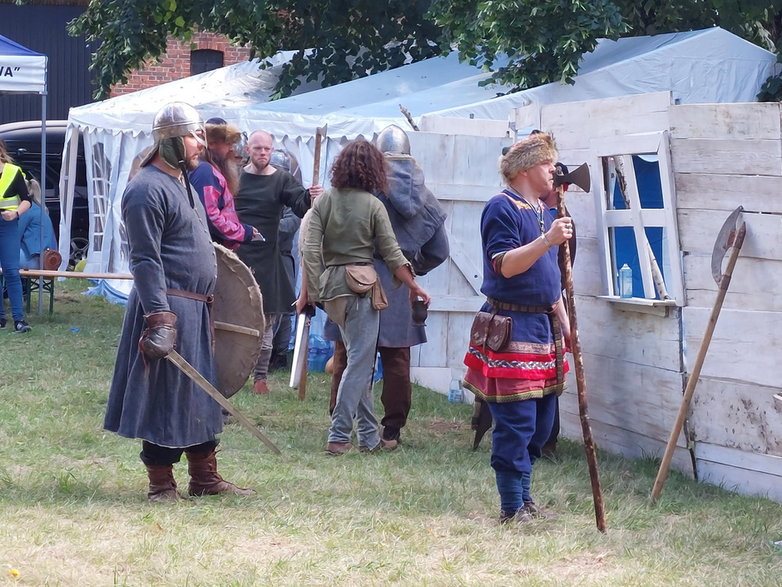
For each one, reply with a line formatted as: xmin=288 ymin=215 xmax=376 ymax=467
xmin=301 ymin=201 xmax=325 ymax=302
xmin=371 ymin=199 xmax=408 ymax=274
xmin=122 ymin=187 xmax=170 ymax=314
xmin=278 ymin=172 xmax=312 ymax=218
xmin=411 ymin=223 xmax=449 ymax=276
xmin=481 ymin=196 xmax=526 ymax=266
xmin=190 ymin=163 xmax=253 ymax=244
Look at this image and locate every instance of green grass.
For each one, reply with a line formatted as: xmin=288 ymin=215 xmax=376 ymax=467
xmin=0 ymin=280 xmax=780 ymax=585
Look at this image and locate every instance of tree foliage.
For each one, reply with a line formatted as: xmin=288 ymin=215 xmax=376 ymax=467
xmin=69 ymin=0 xmax=442 ymax=99
xmin=432 ymin=0 xmax=627 ymax=90
xmin=431 ymin=0 xmax=782 ymax=100
xmin=70 ymin=0 xmax=782 ymax=102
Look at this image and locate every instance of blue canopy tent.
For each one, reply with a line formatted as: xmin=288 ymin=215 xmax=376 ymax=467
xmin=0 ymin=34 xmax=48 ymax=312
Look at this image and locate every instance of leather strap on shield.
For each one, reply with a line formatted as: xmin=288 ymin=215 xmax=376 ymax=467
xmin=212 ymin=244 xmax=264 ymax=397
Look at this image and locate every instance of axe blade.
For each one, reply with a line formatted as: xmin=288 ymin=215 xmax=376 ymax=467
xmin=554 ymin=162 xmax=591 ymax=193
xmin=711 ymin=206 xmax=744 ymax=284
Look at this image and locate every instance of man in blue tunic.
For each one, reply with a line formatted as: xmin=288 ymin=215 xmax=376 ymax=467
xmin=105 ymin=102 xmax=253 ymax=501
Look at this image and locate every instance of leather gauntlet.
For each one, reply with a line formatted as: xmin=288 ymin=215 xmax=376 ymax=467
xmin=139 ymin=311 xmax=177 ymax=359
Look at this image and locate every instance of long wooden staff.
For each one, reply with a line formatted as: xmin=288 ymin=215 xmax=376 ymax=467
xmin=555 ymin=178 xmax=607 ymax=533
xmin=296 ymin=125 xmax=328 ymax=400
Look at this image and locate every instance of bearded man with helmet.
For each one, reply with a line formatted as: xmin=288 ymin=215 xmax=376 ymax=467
xmin=104 ymin=102 xmax=253 ymax=501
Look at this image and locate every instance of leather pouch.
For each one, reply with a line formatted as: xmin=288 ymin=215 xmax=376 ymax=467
xmin=345 ymin=264 xmax=388 ymax=310
xmin=470 ymin=311 xmax=511 ymax=352
xmin=344 ymin=264 xmax=376 ymax=294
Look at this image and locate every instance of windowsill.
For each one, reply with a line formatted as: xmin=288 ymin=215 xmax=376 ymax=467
xmin=598 ymin=295 xmax=679 ymax=316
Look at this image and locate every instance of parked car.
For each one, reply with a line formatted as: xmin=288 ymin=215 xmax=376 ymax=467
xmin=0 ymin=120 xmax=89 ymax=268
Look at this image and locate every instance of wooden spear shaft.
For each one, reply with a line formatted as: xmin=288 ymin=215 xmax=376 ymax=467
xmin=556 ymin=186 xmax=607 ymax=533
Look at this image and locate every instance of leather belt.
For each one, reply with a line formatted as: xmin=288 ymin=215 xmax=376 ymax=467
xmin=167 ymin=288 xmax=216 ymax=347
xmin=167 ymin=288 xmax=214 ymax=305
xmin=486 ymin=297 xmax=564 ymax=386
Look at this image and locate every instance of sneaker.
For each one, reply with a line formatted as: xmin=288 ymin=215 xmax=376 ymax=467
xmin=522 ymin=500 xmax=557 ymax=520
xmin=13 ymin=320 xmax=31 ymax=333
xmin=0 ymin=317 xmax=6 ymax=328
xmin=499 ymin=508 xmax=533 ymax=525
xmin=325 ymin=441 xmax=353 ymax=456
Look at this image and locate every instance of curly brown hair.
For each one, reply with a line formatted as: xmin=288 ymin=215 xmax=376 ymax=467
xmin=330 ymin=139 xmax=387 ymax=192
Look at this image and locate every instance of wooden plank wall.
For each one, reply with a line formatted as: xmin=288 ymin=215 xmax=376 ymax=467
xmin=407 ymin=131 xmax=511 ymax=393
xmin=539 ymin=92 xmax=693 ymax=474
xmin=670 ymin=103 xmax=782 ymax=500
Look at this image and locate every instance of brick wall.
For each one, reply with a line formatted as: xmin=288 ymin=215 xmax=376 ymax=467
xmin=111 ymin=32 xmax=251 ymax=97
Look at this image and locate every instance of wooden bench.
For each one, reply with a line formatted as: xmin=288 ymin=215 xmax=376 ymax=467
xmin=12 ymin=270 xmax=133 ymax=314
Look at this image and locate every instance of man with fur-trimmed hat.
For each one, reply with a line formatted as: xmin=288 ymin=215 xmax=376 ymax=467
xmin=462 ymin=132 xmax=573 ymax=524
xmin=189 ymin=117 xmax=262 ymax=250
xmin=105 ymin=102 xmax=253 ymax=501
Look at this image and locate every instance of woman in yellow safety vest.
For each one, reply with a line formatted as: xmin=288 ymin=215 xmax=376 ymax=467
xmin=0 ymin=139 xmax=32 ymax=332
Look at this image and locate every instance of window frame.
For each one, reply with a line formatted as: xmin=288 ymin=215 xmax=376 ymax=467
xmin=591 ymin=131 xmax=684 ymax=307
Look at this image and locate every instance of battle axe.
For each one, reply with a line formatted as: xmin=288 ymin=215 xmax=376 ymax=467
xmin=651 ymin=206 xmax=746 ymax=502
xmin=553 ymin=162 xmax=591 ymax=191
xmin=554 ymin=162 xmax=607 ymax=533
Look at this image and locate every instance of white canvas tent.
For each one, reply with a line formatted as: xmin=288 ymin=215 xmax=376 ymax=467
xmin=61 ymin=27 xmax=775 ymax=298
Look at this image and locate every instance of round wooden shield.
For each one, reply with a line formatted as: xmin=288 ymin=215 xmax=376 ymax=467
xmin=212 ymin=244 xmax=264 ymax=397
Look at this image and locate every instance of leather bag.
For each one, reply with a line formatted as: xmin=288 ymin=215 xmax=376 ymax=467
xmin=345 ymin=264 xmax=388 ymax=310
xmin=344 ymin=264 xmax=376 ymax=294
xmin=470 ymin=311 xmax=511 ymax=352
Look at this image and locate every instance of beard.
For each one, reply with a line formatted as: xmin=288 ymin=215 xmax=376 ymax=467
xmin=212 ymin=151 xmax=241 ymax=195
xmin=186 ymin=153 xmax=201 ymax=172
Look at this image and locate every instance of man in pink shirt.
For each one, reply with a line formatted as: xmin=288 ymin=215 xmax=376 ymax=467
xmin=189 ymin=118 xmax=262 ymax=249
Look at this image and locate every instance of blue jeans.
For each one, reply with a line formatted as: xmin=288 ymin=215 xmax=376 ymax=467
xmin=328 ymin=295 xmax=380 ymax=448
xmin=0 ymin=217 xmax=25 ymax=322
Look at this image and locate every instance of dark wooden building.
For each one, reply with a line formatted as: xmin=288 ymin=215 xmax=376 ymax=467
xmin=0 ymin=0 xmax=94 ymax=123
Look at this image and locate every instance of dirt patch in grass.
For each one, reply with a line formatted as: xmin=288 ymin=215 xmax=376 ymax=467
xmin=425 ymin=418 xmax=469 ymax=435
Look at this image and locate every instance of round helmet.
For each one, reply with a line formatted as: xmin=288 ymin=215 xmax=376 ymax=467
xmin=270 ymin=149 xmax=292 ymax=171
xmin=152 ymin=102 xmax=205 ymax=141
xmin=375 ymin=124 xmax=410 ymax=155
xmin=140 ymin=102 xmax=206 ymax=169
xmin=270 ymin=148 xmax=302 ymax=182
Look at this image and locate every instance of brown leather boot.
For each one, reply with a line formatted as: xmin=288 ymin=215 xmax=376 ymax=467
xmin=185 ymin=449 xmax=254 ymax=496
xmin=145 ymin=464 xmax=180 ymax=502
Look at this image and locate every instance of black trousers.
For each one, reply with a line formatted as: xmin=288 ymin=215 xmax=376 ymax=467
xmin=139 ymin=440 xmax=218 ymax=466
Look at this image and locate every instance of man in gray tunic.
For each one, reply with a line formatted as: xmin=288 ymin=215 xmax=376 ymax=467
xmin=105 ymin=102 xmax=252 ymax=501
xmin=235 ymin=131 xmax=322 ymax=395
xmin=327 ymin=125 xmax=449 ymax=444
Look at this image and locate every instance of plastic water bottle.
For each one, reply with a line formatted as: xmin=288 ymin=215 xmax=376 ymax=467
xmin=373 ymin=353 xmax=384 ymax=383
xmin=618 ymin=264 xmax=633 ymax=298
xmin=448 ymin=377 xmax=463 ymax=403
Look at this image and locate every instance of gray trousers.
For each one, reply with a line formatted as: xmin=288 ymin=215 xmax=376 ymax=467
xmin=253 ymin=313 xmax=283 ymax=382
xmin=328 ymin=295 xmax=380 ymax=448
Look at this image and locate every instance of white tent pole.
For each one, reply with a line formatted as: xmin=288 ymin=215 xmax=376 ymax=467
xmin=36 ymin=77 xmax=48 ymax=313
